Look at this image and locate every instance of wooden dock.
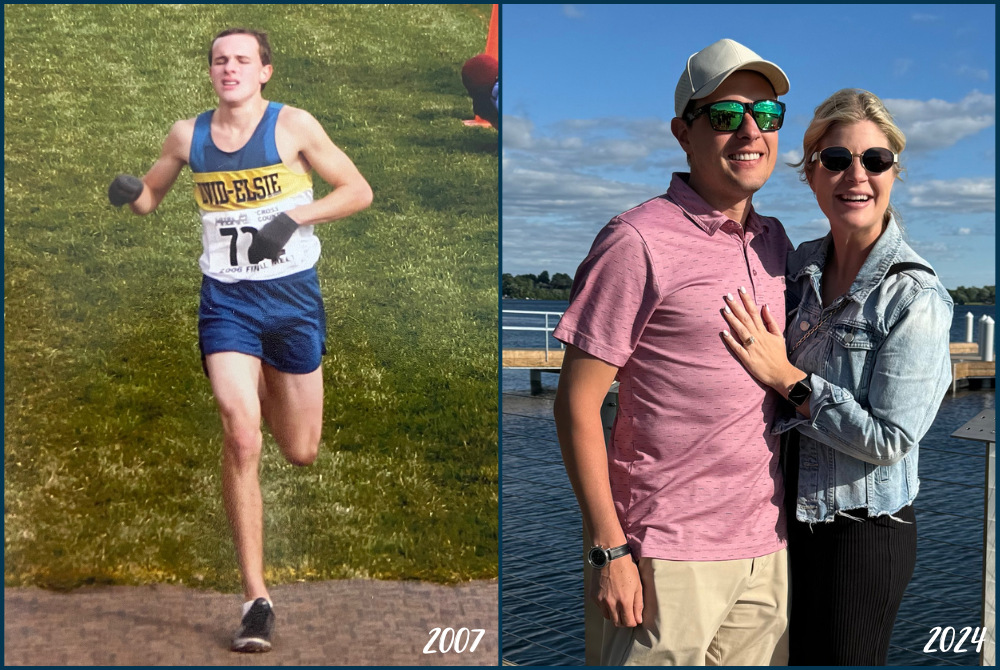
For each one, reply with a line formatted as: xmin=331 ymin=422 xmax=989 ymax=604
xmin=502 ymin=348 xmax=563 ymax=368
xmin=950 ymin=342 xmax=995 ymax=393
xmin=503 ymin=348 xmax=563 ymax=394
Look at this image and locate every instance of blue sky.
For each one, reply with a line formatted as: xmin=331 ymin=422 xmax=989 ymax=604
xmin=501 ymin=4 xmax=996 ymax=289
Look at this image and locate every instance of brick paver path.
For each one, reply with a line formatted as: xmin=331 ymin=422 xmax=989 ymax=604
xmin=5 ymin=579 xmax=498 ymax=665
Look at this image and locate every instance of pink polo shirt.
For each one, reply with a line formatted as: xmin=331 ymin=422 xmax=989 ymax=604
xmin=553 ymin=173 xmax=792 ymax=561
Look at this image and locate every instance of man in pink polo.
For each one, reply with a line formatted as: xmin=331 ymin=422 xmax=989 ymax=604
xmin=553 ymin=39 xmax=793 ymax=666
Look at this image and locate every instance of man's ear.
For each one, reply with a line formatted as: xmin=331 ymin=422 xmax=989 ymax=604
xmin=670 ymin=117 xmax=691 ymax=156
xmin=260 ymin=64 xmax=274 ymax=86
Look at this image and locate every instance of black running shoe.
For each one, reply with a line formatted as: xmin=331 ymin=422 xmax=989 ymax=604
xmin=231 ymin=598 xmax=275 ymax=652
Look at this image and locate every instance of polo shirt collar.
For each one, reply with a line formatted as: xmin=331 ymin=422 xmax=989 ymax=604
xmin=666 ymin=173 xmax=765 ymax=235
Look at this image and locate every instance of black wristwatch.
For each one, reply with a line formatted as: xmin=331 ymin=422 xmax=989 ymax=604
xmin=587 ymin=544 xmax=631 ymax=569
xmin=788 ymin=377 xmax=813 ymax=407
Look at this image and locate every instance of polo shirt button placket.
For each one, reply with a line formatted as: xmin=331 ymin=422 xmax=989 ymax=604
xmin=736 ymin=228 xmax=750 ymax=295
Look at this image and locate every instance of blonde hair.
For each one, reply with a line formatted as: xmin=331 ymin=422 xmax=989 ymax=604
xmin=790 ymin=89 xmax=906 ymax=225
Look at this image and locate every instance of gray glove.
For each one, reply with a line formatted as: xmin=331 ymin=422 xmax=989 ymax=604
xmin=249 ymin=212 xmax=299 ymax=264
xmin=108 ymin=174 xmax=144 ymax=207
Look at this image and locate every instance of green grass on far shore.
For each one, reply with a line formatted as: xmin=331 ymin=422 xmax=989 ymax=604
xmin=4 ymin=4 xmax=498 ymax=591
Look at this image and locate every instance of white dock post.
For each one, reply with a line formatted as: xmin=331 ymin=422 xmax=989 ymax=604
xmin=984 ymin=317 xmax=995 ymax=363
xmin=967 ymin=312 xmax=975 ymax=342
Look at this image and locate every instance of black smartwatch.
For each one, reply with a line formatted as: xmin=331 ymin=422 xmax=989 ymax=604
xmin=788 ymin=377 xmax=813 ymax=407
xmin=587 ymin=544 xmax=631 ymax=569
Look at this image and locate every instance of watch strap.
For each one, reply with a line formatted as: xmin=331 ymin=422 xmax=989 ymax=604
xmin=606 ymin=544 xmax=630 ymax=561
xmin=587 ymin=543 xmax=631 ymax=569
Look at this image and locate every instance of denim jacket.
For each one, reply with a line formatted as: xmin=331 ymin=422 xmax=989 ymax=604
xmin=773 ymin=217 xmax=954 ymax=523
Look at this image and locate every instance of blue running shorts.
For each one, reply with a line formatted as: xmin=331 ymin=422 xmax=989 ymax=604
xmin=198 ymin=268 xmax=327 ymax=375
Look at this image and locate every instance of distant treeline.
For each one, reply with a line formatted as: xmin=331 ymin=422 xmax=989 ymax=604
xmin=503 ymin=271 xmax=573 ymax=300
xmin=505 ymin=272 xmax=994 ymax=306
xmin=948 ymin=285 xmax=995 ymax=305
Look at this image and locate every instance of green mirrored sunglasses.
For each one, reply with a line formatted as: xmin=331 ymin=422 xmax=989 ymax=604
xmin=684 ymin=99 xmax=785 ymax=132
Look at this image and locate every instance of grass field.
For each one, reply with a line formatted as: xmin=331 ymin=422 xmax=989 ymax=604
xmin=4 ymin=4 xmax=498 ymax=591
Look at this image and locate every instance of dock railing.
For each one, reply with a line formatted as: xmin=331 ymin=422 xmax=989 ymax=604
xmin=502 ymin=310 xmax=565 ymax=394
xmin=502 ymin=310 xmax=565 ymax=362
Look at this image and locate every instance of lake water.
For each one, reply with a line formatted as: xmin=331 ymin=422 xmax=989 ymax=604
xmin=502 ymin=299 xmax=995 ymax=666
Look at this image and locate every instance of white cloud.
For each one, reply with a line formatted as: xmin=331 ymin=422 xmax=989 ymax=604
xmin=502 ymin=154 xmax=662 ymax=222
xmin=905 ymin=116 xmax=995 ymax=151
xmin=893 ymin=59 xmax=913 ymax=77
xmin=906 ymin=177 xmax=995 ymax=213
xmin=957 ymin=65 xmax=990 ymax=81
xmin=911 ymin=13 xmax=939 ymax=22
xmin=500 ymin=114 xmax=688 ymax=230
xmin=780 ymin=149 xmax=803 ymax=166
xmin=942 ymin=224 xmax=994 ymax=237
xmin=883 ymin=91 xmax=995 ymax=152
xmin=562 ymin=4 xmax=584 ymax=19
xmin=502 ymin=216 xmax=600 ymax=275
xmin=502 ymin=115 xmax=534 ymax=150
xmin=501 ymin=115 xmax=682 ymax=169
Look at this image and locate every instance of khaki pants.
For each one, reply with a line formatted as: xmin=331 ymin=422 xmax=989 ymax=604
xmin=602 ymin=548 xmax=789 ymax=666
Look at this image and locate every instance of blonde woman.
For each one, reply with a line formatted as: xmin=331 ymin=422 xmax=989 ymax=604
xmin=718 ymin=89 xmax=953 ymax=665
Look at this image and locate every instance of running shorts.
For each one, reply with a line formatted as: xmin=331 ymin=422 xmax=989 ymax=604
xmin=198 ymin=267 xmax=327 ymax=375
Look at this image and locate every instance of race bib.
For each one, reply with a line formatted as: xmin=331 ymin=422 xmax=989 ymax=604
xmin=194 ymin=164 xmax=319 ymax=282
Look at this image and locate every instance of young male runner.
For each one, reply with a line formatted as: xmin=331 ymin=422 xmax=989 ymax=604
xmin=108 ymin=27 xmax=373 ymax=652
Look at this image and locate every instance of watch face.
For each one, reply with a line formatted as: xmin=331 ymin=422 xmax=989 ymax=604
xmin=789 ymin=380 xmax=812 ymax=406
xmin=588 ymin=547 xmax=608 ymax=568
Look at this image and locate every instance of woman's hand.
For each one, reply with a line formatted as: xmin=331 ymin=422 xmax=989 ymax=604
xmin=720 ymin=287 xmax=800 ymax=392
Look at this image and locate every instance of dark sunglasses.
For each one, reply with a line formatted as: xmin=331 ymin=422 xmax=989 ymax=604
xmin=811 ymin=146 xmax=898 ymax=174
xmin=684 ymin=99 xmax=785 ymax=132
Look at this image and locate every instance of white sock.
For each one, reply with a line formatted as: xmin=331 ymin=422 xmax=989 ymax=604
xmin=242 ymin=598 xmax=273 ymax=617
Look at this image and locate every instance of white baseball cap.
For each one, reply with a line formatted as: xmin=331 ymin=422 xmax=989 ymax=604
xmin=674 ymin=39 xmax=790 ymax=118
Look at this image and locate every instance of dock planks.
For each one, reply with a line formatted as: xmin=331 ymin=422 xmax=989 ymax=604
xmin=502 ymin=348 xmax=564 ymax=368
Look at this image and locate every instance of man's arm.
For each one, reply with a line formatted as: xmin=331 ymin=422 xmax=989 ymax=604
xmin=553 ymin=345 xmax=643 ymax=628
xmin=281 ymin=107 xmax=373 ymax=225
xmin=247 ymin=108 xmax=373 ymax=263
xmin=112 ymin=120 xmax=192 ymax=215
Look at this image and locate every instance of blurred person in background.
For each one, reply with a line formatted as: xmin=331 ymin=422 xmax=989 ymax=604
xmin=462 ymin=54 xmax=498 ymax=129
